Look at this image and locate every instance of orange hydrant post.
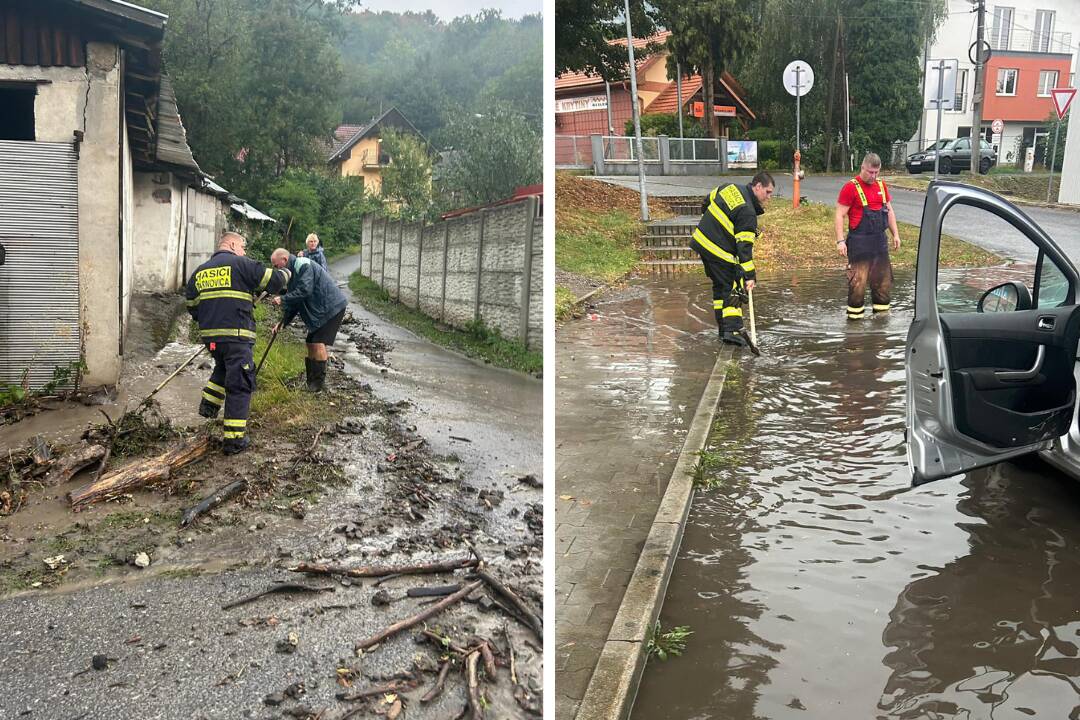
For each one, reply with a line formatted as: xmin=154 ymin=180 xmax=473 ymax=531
xmin=793 ymin=150 xmax=802 ymax=209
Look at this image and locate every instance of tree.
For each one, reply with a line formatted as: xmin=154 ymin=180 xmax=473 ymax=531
xmin=437 ymin=106 xmax=542 ymax=210
xmin=555 ymin=0 xmax=658 ymax=79
xmin=380 ymin=130 xmax=434 ymax=222
xmin=652 ymin=0 xmax=763 ymax=137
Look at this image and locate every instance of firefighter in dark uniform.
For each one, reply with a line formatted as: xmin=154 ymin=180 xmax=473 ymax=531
xmin=835 ymin=152 xmax=901 ymax=319
xmin=185 ymin=232 xmax=290 ymax=454
xmin=691 ymin=171 xmax=775 ymax=345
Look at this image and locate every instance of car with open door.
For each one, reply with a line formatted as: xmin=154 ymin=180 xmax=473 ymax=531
xmin=906 ymin=181 xmax=1080 ymax=485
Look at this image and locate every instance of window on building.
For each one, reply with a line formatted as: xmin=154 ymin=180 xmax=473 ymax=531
xmin=996 ymin=68 xmax=1018 ymax=96
xmin=0 ymin=86 xmax=36 ymax=141
xmin=1034 ymin=10 xmax=1055 ymax=52
xmin=1038 ymin=70 xmax=1059 ymax=97
xmin=990 ymin=6 xmax=1014 ymax=50
xmin=952 ymin=69 xmax=969 ymax=112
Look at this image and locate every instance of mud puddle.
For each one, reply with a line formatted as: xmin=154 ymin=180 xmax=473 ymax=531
xmin=632 ymin=267 xmax=1080 ymax=720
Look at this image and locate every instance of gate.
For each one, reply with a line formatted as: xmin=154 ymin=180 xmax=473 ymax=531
xmin=0 ymin=141 xmax=81 ymax=390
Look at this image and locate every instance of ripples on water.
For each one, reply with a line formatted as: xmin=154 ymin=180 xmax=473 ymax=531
xmin=631 ymin=270 xmax=1080 ymax=720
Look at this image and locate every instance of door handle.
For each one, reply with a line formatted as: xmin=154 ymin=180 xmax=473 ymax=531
xmin=996 ymin=345 xmax=1046 ymax=382
xmin=1038 ymin=316 xmax=1056 ymax=331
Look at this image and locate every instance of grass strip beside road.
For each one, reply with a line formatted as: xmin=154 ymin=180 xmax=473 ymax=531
xmin=886 ymin=171 xmax=1061 ymax=206
xmin=756 ymin=201 xmax=1001 ymax=270
xmin=347 ymin=272 xmax=541 ymax=375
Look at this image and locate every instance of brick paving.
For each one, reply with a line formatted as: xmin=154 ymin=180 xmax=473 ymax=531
xmin=555 ymin=276 xmax=720 ymax=720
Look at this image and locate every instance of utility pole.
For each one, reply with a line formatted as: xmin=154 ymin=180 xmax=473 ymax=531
xmin=624 ymin=0 xmax=648 ymax=221
xmin=972 ymin=0 xmax=987 ymax=173
xmin=676 ymin=61 xmax=684 ymax=138
xmin=918 ymin=37 xmax=929 ymax=152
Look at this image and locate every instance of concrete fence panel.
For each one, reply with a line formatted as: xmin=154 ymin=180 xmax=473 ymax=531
xmin=527 ymin=213 xmax=543 ymax=351
xmin=398 ymin=221 xmax=422 ymax=309
xmin=477 ymin=202 xmax=529 ymax=341
xmin=370 ymin=217 xmax=386 ymax=288
xmin=383 ymin=221 xmax=402 ymax=300
xmin=418 ymin=223 xmax=445 ymax=319
xmin=443 ymin=213 xmax=483 ymax=327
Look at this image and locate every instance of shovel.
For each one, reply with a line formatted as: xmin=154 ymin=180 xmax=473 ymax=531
xmin=742 ymin=287 xmax=762 ymax=356
xmin=255 ymin=324 xmax=280 ymax=378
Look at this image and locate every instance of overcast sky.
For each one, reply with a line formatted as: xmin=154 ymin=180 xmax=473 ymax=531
xmin=357 ymin=0 xmax=540 ymax=20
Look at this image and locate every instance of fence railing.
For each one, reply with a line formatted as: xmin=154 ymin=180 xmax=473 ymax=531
xmin=990 ymin=28 xmax=1072 ymax=54
xmin=555 ymin=135 xmax=593 ymax=168
xmin=602 ymin=135 xmax=661 ymax=162
xmin=668 ymin=137 xmax=722 ymax=161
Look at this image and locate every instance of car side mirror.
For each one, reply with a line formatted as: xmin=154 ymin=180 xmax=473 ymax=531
xmin=977 ymin=281 xmax=1032 ymax=313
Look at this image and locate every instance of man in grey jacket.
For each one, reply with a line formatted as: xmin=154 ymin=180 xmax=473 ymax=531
xmin=270 ymin=247 xmax=348 ymax=391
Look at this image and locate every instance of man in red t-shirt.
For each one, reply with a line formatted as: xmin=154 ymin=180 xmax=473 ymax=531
xmin=835 ymin=152 xmax=901 ymax=319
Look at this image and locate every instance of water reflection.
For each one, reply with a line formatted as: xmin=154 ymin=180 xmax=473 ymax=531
xmin=630 ymin=269 xmax=1080 ymax=720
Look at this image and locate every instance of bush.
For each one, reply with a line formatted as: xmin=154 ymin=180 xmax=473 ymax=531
xmin=623 ymin=112 xmax=706 ymax=138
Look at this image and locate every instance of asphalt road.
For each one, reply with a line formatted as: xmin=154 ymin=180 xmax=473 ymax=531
xmin=597 ymin=174 xmax=1080 ymax=264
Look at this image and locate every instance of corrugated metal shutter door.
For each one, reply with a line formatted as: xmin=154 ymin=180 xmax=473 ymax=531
xmin=0 ymin=141 xmax=80 ymax=390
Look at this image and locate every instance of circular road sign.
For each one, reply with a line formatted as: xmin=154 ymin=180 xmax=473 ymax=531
xmin=783 ymin=60 xmax=815 ymax=97
xmin=991 ymin=118 xmax=1004 ymax=134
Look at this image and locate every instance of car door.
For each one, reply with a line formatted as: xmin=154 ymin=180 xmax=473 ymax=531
xmin=954 ymin=138 xmax=971 ymax=170
xmin=906 ymin=181 xmax=1080 ymax=484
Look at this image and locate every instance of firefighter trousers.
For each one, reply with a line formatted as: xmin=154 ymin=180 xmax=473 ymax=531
xmin=200 ymin=342 xmax=255 ymax=440
xmin=846 ymin=253 xmax=893 ymax=320
xmin=698 ymin=251 xmax=745 ymax=333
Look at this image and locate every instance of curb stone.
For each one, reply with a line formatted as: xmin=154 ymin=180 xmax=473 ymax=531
xmin=573 ymin=345 xmax=735 ymax=720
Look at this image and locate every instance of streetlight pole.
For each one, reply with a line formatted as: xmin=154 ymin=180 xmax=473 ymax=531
xmin=624 ymin=0 xmax=649 ymax=221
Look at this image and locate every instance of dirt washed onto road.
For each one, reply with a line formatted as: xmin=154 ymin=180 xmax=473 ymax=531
xmin=0 ymin=300 xmax=542 ymax=719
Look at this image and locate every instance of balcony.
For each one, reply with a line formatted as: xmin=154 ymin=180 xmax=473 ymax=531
xmin=361 ymin=149 xmax=391 ymax=169
xmin=989 ymin=28 xmax=1072 ymax=54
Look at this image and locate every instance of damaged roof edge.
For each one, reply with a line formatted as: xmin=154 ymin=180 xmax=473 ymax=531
xmin=154 ymin=74 xmax=201 ymax=174
xmin=71 ymin=0 xmax=168 ymax=29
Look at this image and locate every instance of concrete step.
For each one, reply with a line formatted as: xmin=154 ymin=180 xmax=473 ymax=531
xmin=637 ymin=259 xmax=701 ymax=275
xmin=639 ymin=235 xmax=691 ymax=248
xmin=639 ymin=246 xmax=697 ymax=261
xmin=643 ymin=223 xmax=696 ymax=237
xmin=670 ymin=203 xmax=700 ymax=216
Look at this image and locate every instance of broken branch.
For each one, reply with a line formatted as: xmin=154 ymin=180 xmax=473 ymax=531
xmin=474 ymin=568 xmax=542 ymax=642
xmin=420 ymin=660 xmax=451 ymax=703
xmin=353 ymin=580 xmax=482 ymax=653
xmin=465 ymin=651 xmax=483 ymax=720
xmin=68 ymin=435 xmax=212 ymax=509
xmin=291 ymin=555 xmax=478 ymax=580
xmin=221 ymin=582 xmax=334 ymax=611
xmin=181 ymin=478 xmax=247 ymax=527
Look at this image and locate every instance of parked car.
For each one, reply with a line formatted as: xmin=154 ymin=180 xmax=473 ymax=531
xmin=906 ymin=181 xmax=1080 ymax=485
xmin=906 ymin=138 xmax=997 ymax=175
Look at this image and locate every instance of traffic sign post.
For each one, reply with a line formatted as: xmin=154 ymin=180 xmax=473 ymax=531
xmin=1048 ymin=88 xmax=1076 ymax=202
xmin=783 ymin=60 xmax=814 ymax=209
xmin=924 ymin=59 xmax=958 ymax=179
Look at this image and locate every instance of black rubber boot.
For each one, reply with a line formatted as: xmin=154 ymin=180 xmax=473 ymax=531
xmin=198 ymin=398 xmax=220 ymax=419
xmin=310 ymin=360 xmax=327 ymax=392
xmin=721 ymin=330 xmax=746 ymax=347
xmin=305 ymin=358 xmax=319 ymax=392
xmin=222 ymin=436 xmax=250 ymax=455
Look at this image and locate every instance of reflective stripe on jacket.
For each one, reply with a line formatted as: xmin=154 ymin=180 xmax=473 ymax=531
xmin=690 ymin=183 xmax=763 ymax=280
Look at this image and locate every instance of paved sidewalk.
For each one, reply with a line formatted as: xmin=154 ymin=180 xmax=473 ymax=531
xmin=555 ymin=276 xmax=721 ymax=720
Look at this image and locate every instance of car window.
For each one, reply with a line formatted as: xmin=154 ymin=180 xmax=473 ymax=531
xmin=1037 ymin=255 xmax=1070 ymax=308
xmin=938 ymin=205 xmax=1035 ymax=313
xmin=955 ymin=138 xmax=970 ymax=151
xmin=980 ymin=140 xmax=992 ymax=150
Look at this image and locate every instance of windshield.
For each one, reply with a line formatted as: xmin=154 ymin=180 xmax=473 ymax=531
xmin=924 ymin=140 xmax=950 ymax=152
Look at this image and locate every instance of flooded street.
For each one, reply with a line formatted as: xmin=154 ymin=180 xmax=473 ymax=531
xmin=632 ymin=269 xmax=1080 ymax=720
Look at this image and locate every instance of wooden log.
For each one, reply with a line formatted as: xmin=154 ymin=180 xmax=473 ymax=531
xmin=465 ymin=651 xmax=483 ymax=720
xmin=291 ymin=555 xmax=477 ymax=579
xmin=181 ymin=479 xmax=246 ymax=527
xmin=68 ymin=436 xmax=212 ymax=509
xmin=475 ymin=568 xmax=543 ymax=642
xmin=44 ymin=443 xmax=107 ymax=486
xmin=353 ymin=580 xmax=482 ymax=652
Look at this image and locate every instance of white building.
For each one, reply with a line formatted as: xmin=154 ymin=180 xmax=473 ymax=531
xmin=911 ymin=0 xmax=1079 ymax=168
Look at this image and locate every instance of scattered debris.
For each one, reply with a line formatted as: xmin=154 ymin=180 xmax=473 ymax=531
xmin=275 ymin=631 xmax=300 ymax=654
xmin=68 ymin=435 xmax=213 ymax=509
xmin=353 ymin=580 xmax=483 ymax=653
xmin=133 ymin=552 xmax=151 ymax=568
xmin=221 ymin=582 xmax=335 ymax=611
xmin=290 ymin=554 xmax=478 ymax=580
xmin=180 ymin=479 xmax=247 ymax=527
xmin=518 ymin=473 xmax=542 ymax=489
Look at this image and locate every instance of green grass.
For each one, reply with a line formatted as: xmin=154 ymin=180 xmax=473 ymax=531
xmin=555 ymin=285 xmax=578 ymax=322
xmin=555 ymin=210 xmax=641 ymax=282
xmin=887 ymin=171 xmax=1061 ymax=205
xmin=249 ymin=303 xmax=323 ymax=422
xmin=347 ymin=273 xmax=542 ymax=374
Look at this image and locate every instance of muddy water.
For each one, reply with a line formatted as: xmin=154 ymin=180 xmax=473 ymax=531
xmin=632 ymin=269 xmax=1080 ymax=720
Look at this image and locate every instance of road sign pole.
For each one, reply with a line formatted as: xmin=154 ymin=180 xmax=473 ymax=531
xmin=795 ymin=70 xmax=801 ymax=209
xmin=1048 ymin=121 xmax=1061 ymax=203
xmin=623 ymin=0 xmax=648 ymax=221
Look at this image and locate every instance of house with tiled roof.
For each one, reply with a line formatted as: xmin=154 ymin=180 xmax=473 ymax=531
xmin=327 ymin=107 xmax=425 ymax=195
xmin=554 ymin=31 xmax=755 ymax=141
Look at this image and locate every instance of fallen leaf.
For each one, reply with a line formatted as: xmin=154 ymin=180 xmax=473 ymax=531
xmin=559 ymin=495 xmax=574 ymax=501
